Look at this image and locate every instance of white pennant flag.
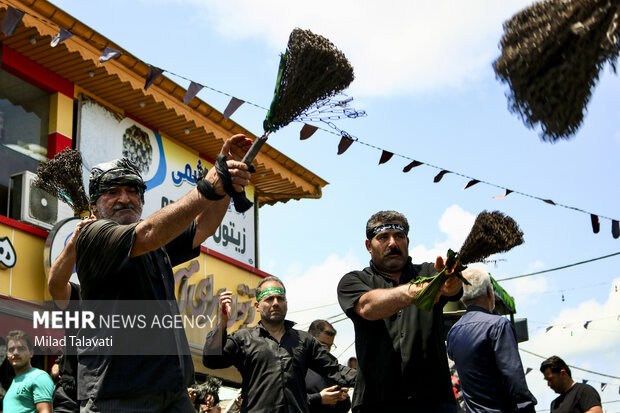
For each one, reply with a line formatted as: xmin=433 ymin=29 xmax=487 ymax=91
xmin=51 ymin=28 xmax=74 ymax=47
xmin=99 ymin=47 xmax=123 ymax=63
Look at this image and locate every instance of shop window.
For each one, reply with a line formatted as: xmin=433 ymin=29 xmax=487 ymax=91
xmin=0 ymin=70 xmax=50 ymax=216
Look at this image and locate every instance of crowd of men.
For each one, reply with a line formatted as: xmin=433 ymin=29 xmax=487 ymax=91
xmin=1 ymin=134 xmax=605 ymax=412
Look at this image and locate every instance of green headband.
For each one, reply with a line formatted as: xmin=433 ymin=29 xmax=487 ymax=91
xmin=257 ymin=287 xmax=285 ymax=302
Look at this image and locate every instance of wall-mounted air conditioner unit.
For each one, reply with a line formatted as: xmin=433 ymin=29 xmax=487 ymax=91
xmin=7 ymin=171 xmax=73 ymax=230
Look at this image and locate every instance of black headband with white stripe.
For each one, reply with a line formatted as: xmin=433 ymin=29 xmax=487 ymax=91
xmin=367 ymin=223 xmax=407 ymax=239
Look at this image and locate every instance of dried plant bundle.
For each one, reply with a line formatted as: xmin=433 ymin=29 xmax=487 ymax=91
xmin=494 ymin=0 xmax=620 ymax=141
xmin=32 ymin=148 xmax=90 ymax=216
xmin=458 ymin=211 xmax=524 ymax=264
xmin=412 ymin=211 xmax=524 ymax=311
xmin=237 ymin=27 xmax=361 ymax=213
xmin=264 ymin=27 xmax=355 ymax=133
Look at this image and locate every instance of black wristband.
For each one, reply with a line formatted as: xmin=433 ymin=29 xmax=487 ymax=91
xmin=215 ymin=155 xmax=254 ymax=213
xmin=196 ymin=177 xmax=226 ymax=201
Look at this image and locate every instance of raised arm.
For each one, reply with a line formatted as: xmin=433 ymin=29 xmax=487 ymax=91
xmin=350 ymin=257 xmax=461 ymax=320
xmin=203 ymin=291 xmax=238 ymax=369
xmin=130 ymin=135 xmax=251 ymax=257
xmin=354 ymin=283 xmax=424 ymax=321
xmin=191 ymin=134 xmax=253 ymax=248
xmin=308 ymin=340 xmax=356 ymax=388
xmin=48 ymin=218 xmax=95 ymax=307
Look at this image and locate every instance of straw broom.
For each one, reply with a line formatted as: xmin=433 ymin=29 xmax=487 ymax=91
xmin=232 ymin=28 xmax=361 ymax=212
xmin=411 ymin=211 xmax=524 ymax=311
xmin=494 ymin=0 xmax=620 ymax=141
xmin=32 ymin=148 xmax=91 ymax=217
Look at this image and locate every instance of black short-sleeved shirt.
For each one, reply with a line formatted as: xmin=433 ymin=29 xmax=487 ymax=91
xmin=76 ymin=219 xmax=199 ymax=400
xmin=203 ymin=320 xmax=356 ymax=413
xmin=337 ymin=258 xmax=461 ymax=411
xmin=550 ymin=382 xmax=601 ymax=413
xmin=305 ymin=351 xmax=352 ymax=413
xmin=53 ymin=282 xmax=80 ymax=407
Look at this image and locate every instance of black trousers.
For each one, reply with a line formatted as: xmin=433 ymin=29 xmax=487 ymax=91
xmin=53 ymin=380 xmax=79 ymax=413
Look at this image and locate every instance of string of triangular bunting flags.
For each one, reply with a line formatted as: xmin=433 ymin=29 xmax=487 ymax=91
xmin=522 ymin=313 xmax=620 ymax=336
xmin=520 ymin=348 xmax=620 ymax=395
xmin=2 ymin=2 xmax=619 ymax=238
xmin=541 ymin=315 xmax=620 ymax=333
xmin=524 ymin=367 xmax=620 ymax=395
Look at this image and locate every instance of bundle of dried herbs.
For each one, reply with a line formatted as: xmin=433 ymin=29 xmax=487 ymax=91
xmin=411 ymin=211 xmax=524 ymax=311
xmin=235 ymin=28 xmax=363 ymax=213
xmin=263 ymin=28 xmax=355 ymax=133
xmin=494 ymin=0 xmax=620 ymax=141
xmin=32 ymin=148 xmax=90 ymax=216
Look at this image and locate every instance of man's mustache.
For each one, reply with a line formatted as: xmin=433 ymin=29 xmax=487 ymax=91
xmin=113 ymin=204 xmax=136 ymax=211
xmin=384 ymin=247 xmax=402 ymax=256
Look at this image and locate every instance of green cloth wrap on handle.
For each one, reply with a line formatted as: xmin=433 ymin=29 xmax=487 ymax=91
xmin=263 ymin=51 xmax=289 ymax=133
xmin=410 ymin=249 xmax=470 ymax=311
xmin=256 ymin=287 xmax=286 ymax=302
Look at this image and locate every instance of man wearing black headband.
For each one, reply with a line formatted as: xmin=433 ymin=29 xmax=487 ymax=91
xmin=203 ymin=276 xmax=356 ymax=413
xmin=337 ymin=210 xmax=463 ymax=413
xmin=75 ymin=134 xmax=252 ymax=412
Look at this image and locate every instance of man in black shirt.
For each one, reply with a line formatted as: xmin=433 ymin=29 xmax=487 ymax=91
xmin=48 ymin=218 xmax=95 ymax=413
xmin=203 ymin=276 xmax=356 ymax=413
xmin=337 ymin=210 xmax=462 ymax=413
xmin=305 ymin=320 xmax=351 ymax=413
xmin=75 ymin=134 xmax=252 ymax=412
xmin=540 ymin=356 xmax=602 ymax=413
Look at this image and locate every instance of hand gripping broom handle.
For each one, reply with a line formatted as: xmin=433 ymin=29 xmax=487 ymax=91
xmin=241 ymin=132 xmax=270 ymax=168
xmin=227 ymin=131 xmax=271 ymax=213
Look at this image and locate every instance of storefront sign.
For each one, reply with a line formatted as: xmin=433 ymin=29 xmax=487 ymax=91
xmin=174 ymin=259 xmax=256 ymax=329
xmin=0 ymin=236 xmax=16 ymax=269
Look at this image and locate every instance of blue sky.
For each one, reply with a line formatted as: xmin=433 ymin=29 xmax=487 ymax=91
xmin=49 ymin=0 xmax=620 ymax=409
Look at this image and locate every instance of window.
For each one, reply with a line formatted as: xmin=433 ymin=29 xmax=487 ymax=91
xmin=0 ymin=69 xmax=50 ymax=216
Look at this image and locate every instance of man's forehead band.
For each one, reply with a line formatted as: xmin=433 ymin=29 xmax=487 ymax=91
xmin=367 ymin=223 xmax=407 ymax=240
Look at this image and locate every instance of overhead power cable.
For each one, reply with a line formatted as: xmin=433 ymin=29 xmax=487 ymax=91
xmin=288 ymin=302 xmax=340 ymax=314
xmin=335 ymin=341 xmax=356 ymax=360
xmin=519 ymin=348 xmax=620 ymax=380
xmin=496 ymin=251 xmax=620 ymax=281
xmin=516 ymin=281 xmax=610 ymax=296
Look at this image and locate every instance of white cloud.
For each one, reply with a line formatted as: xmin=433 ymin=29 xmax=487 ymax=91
xmin=281 ymin=253 xmax=363 ymax=364
xmin=522 ymin=278 xmax=620 ymax=407
xmin=284 ymin=253 xmax=362 ymax=312
xmin=528 ymin=279 xmax=620 ymax=357
xmin=171 ymin=0 xmax=534 ymax=96
xmin=410 ymin=204 xmax=475 ymax=262
xmin=509 ymin=276 xmax=550 ymax=307
xmin=499 ymin=260 xmax=548 ymax=306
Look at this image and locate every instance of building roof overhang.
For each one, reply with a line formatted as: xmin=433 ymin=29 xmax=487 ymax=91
xmin=0 ymin=0 xmax=328 ymax=206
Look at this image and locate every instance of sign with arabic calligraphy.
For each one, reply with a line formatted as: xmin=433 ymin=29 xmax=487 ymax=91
xmin=78 ymin=100 xmax=256 ymax=265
